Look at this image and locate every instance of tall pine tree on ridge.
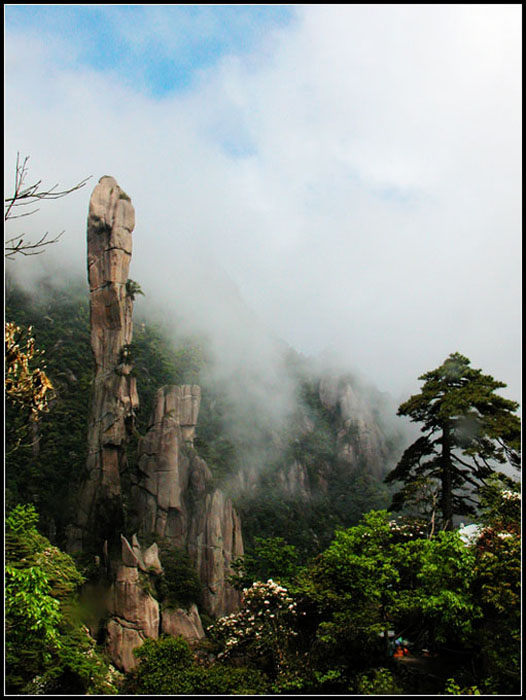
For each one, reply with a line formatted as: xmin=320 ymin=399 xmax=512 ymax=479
xmin=385 ymin=352 xmax=520 ymax=530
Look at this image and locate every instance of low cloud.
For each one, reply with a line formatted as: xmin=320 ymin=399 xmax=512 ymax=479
xmin=5 ymin=5 xmax=521 ymax=412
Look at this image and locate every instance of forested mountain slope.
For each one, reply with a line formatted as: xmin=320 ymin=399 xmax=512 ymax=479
xmin=5 ymin=269 xmax=520 ymax=695
xmin=5 ymin=270 xmax=403 ymax=558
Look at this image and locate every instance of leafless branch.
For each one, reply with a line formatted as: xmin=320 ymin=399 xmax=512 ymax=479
xmin=4 ymin=152 xmax=91 ymax=258
xmin=4 ymin=231 xmax=65 ymax=259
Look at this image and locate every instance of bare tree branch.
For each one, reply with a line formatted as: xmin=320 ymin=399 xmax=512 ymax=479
xmin=4 ymin=231 xmax=65 ymax=259
xmin=4 ymin=152 xmax=91 ymax=258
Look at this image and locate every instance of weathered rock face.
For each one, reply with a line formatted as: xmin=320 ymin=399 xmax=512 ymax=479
xmin=134 ymin=385 xmax=204 ymax=544
xmin=319 ymin=375 xmax=391 ymax=478
xmin=106 ymin=534 xmax=206 ymax=671
xmin=69 ymin=176 xmax=138 ymax=553
xmin=161 ymin=604 xmax=205 ymax=640
xmin=277 ymin=460 xmax=312 ymax=501
xmin=187 ymin=487 xmax=244 ymax=617
xmin=232 ymin=373 xmax=395 ymax=510
xmin=106 ymin=535 xmax=160 ymax=672
xmin=134 ymin=385 xmax=243 ymax=617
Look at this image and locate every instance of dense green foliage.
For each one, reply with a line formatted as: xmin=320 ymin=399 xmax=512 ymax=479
xmin=469 ymin=474 xmax=521 ymax=693
xmin=5 ymin=278 xmax=94 ymax=542
xmin=5 ymin=504 xmax=120 ymax=694
xmin=385 ymin=353 xmax=521 ymax=530
xmin=295 ymin=511 xmax=481 ymax=688
xmin=229 ymin=536 xmax=301 ymax=590
xmin=153 ymin=542 xmax=203 ymax=610
xmin=122 ymin=635 xmax=269 ymax=695
xmin=209 ymin=498 xmax=521 ymax=694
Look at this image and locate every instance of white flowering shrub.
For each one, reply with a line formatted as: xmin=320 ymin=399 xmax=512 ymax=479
xmin=388 ymin=517 xmax=428 ymax=540
xmin=210 ymin=580 xmax=300 ymax=674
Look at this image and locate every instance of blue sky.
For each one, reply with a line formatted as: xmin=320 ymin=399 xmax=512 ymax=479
xmin=4 ymin=5 xmax=522 ymax=405
xmin=5 ymin=5 xmax=296 ymax=94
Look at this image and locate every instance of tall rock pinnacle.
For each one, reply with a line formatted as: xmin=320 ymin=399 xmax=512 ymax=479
xmin=69 ymin=176 xmax=139 ymax=553
xmin=133 ymin=385 xmax=244 ymax=617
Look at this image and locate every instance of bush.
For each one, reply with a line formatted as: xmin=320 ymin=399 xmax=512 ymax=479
xmin=124 ymin=636 xmax=195 ymax=694
xmin=5 ymin=504 xmax=119 ymax=695
xmin=353 ymin=667 xmax=402 ymax=695
xmin=229 ymin=536 xmax=300 ymax=591
xmin=154 ymin=544 xmax=203 ymax=609
xmin=123 ymin=635 xmax=269 ymax=695
xmin=210 ymin=580 xmax=301 ymax=681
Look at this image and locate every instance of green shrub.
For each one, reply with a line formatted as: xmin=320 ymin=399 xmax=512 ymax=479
xmin=5 ymin=503 xmax=118 ymax=695
xmin=155 ymin=545 xmax=203 ymax=609
xmin=124 ymin=636 xmax=195 ymax=694
xmin=123 ymin=635 xmax=268 ymax=695
xmin=353 ymin=667 xmax=402 ymax=695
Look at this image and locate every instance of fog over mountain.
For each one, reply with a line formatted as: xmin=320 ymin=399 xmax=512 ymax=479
xmin=5 ymin=5 xmax=521 ymax=412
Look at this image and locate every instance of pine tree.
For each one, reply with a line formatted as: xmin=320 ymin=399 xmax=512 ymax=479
xmin=385 ymin=353 xmax=520 ymax=530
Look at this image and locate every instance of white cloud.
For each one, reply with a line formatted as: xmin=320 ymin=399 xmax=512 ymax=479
xmin=4 ymin=5 xmax=522 ymax=409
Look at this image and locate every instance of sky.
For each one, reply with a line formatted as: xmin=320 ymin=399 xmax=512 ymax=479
xmin=4 ymin=4 xmax=522 ymax=410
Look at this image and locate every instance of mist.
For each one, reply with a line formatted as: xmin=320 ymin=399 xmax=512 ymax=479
xmin=5 ymin=5 xmax=521 ymax=427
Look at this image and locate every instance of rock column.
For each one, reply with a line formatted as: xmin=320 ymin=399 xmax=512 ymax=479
xmin=134 ymin=385 xmax=243 ymax=617
xmin=69 ymin=176 xmax=138 ymax=553
xmin=106 ymin=535 xmax=160 ymax=672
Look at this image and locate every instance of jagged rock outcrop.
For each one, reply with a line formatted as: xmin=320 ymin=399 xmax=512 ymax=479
xmin=106 ymin=535 xmax=160 ymax=672
xmin=134 ymin=385 xmax=243 ymax=617
xmin=68 ymin=176 xmax=138 ymax=553
xmin=106 ymin=535 xmax=205 ymax=672
xmin=319 ymin=375 xmax=391 ymax=477
xmin=106 ymin=534 xmax=206 ymax=671
xmin=187 ymin=487 xmax=244 ymax=617
xmin=232 ymin=373 xmax=397 ymax=512
xmin=66 ymin=177 xmax=242 ymax=673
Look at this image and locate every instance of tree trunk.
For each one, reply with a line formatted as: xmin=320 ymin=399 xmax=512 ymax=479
xmin=440 ymin=423 xmax=454 ymax=530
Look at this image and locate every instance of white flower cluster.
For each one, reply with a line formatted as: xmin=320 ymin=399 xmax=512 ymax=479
xmin=501 ymin=490 xmax=521 ymax=501
xmin=25 ymin=675 xmax=48 ymax=695
xmin=212 ymin=580 xmax=299 ymax=659
xmin=388 ymin=520 xmax=427 ymax=538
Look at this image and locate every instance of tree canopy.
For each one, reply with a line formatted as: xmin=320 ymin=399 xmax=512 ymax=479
xmin=385 ymin=353 xmax=520 ymax=530
xmin=5 ymin=504 xmax=119 ymax=694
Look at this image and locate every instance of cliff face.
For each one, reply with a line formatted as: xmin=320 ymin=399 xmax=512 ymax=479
xmin=230 ymin=371 xmax=398 ymax=554
xmin=134 ymin=385 xmax=205 ymax=544
xmin=69 ymin=176 xmax=138 ymax=553
xmin=106 ymin=535 xmax=160 ymax=672
xmin=287 ymin=376 xmax=393 ymax=499
xmin=66 ymin=177 xmax=243 ymax=670
xmin=319 ymin=375 xmax=392 ymax=479
xmin=133 ymin=385 xmax=243 ymax=617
